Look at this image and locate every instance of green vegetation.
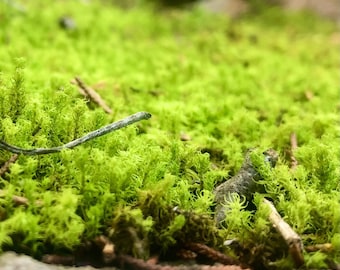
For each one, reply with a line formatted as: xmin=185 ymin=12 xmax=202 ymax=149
xmin=0 ymin=1 xmax=339 ymax=269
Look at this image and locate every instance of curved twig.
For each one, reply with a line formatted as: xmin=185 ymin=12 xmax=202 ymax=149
xmin=0 ymin=111 xmax=151 ymax=155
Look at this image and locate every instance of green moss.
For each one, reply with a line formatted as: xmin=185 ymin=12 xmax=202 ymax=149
xmin=0 ymin=1 xmax=339 ymax=268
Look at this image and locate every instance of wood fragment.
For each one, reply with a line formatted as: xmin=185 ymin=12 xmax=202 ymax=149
xmin=263 ymin=198 xmax=304 ymax=268
xmin=305 ymin=243 xmax=333 ymax=253
xmin=0 ymin=154 xmax=19 ymax=176
xmin=289 ymin=132 xmax=298 ymax=170
xmin=0 ymin=190 xmax=28 ymax=206
xmin=185 ymin=243 xmax=244 ymax=267
xmin=0 ymin=190 xmax=43 ymax=207
xmin=72 ymin=76 xmax=113 ymax=114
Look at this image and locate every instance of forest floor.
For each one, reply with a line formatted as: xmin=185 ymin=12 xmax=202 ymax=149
xmin=0 ymin=1 xmax=339 ymax=269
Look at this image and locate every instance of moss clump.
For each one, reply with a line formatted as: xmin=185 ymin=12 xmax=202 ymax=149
xmin=0 ymin=1 xmax=339 ymax=269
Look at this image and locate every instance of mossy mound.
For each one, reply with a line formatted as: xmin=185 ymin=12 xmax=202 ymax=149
xmin=0 ymin=1 xmax=339 ymax=269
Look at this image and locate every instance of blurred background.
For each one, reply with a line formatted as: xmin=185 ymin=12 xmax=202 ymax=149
xmin=4 ymin=0 xmax=340 ymax=20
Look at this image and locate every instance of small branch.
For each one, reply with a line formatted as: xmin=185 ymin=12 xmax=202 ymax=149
xmin=72 ymin=76 xmax=113 ymax=114
xmin=289 ymin=132 xmax=298 ymax=170
xmin=0 ymin=112 xmax=151 ymax=155
xmin=185 ymin=243 xmax=244 ymax=267
xmin=0 ymin=154 xmax=19 ymax=176
xmin=263 ymin=198 xmax=304 ymax=268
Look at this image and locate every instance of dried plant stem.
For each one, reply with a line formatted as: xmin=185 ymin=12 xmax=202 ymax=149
xmin=0 ymin=190 xmax=28 ymax=206
xmin=0 ymin=111 xmax=151 ymax=155
xmin=263 ymin=198 xmax=304 ymax=268
xmin=0 ymin=154 xmax=19 ymax=176
xmin=0 ymin=190 xmax=43 ymax=207
xmin=305 ymin=243 xmax=333 ymax=253
xmin=73 ymin=76 xmax=113 ymax=114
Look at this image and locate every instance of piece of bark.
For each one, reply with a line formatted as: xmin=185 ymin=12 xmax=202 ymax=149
xmin=214 ymin=149 xmax=278 ymax=223
xmin=263 ymin=198 xmax=304 ymax=268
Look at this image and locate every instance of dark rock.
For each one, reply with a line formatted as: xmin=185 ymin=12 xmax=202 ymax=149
xmin=214 ymin=149 xmax=278 ymax=223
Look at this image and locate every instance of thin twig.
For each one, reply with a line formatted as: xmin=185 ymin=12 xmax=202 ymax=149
xmin=185 ymin=243 xmax=244 ymax=267
xmin=0 ymin=154 xmax=19 ymax=176
xmin=305 ymin=243 xmax=333 ymax=253
xmin=73 ymin=76 xmax=113 ymax=114
xmin=0 ymin=112 xmax=151 ymax=155
xmin=0 ymin=190 xmax=28 ymax=206
xmin=289 ymin=132 xmax=298 ymax=170
xmin=263 ymin=198 xmax=304 ymax=268
xmin=0 ymin=190 xmax=43 ymax=207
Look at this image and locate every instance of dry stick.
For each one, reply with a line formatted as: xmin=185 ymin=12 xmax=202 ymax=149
xmin=185 ymin=243 xmax=247 ymax=268
xmin=0 ymin=154 xmax=19 ymax=176
xmin=263 ymin=198 xmax=304 ymax=268
xmin=73 ymin=76 xmax=113 ymax=114
xmin=0 ymin=111 xmax=151 ymax=155
xmin=305 ymin=243 xmax=333 ymax=253
xmin=0 ymin=190 xmax=28 ymax=206
xmin=290 ymin=132 xmax=298 ymax=170
xmin=0 ymin=190 xmax=43 ymax=207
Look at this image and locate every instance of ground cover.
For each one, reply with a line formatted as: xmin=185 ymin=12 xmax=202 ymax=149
xmin=0 ymin=1 xmax=339 ymax=269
